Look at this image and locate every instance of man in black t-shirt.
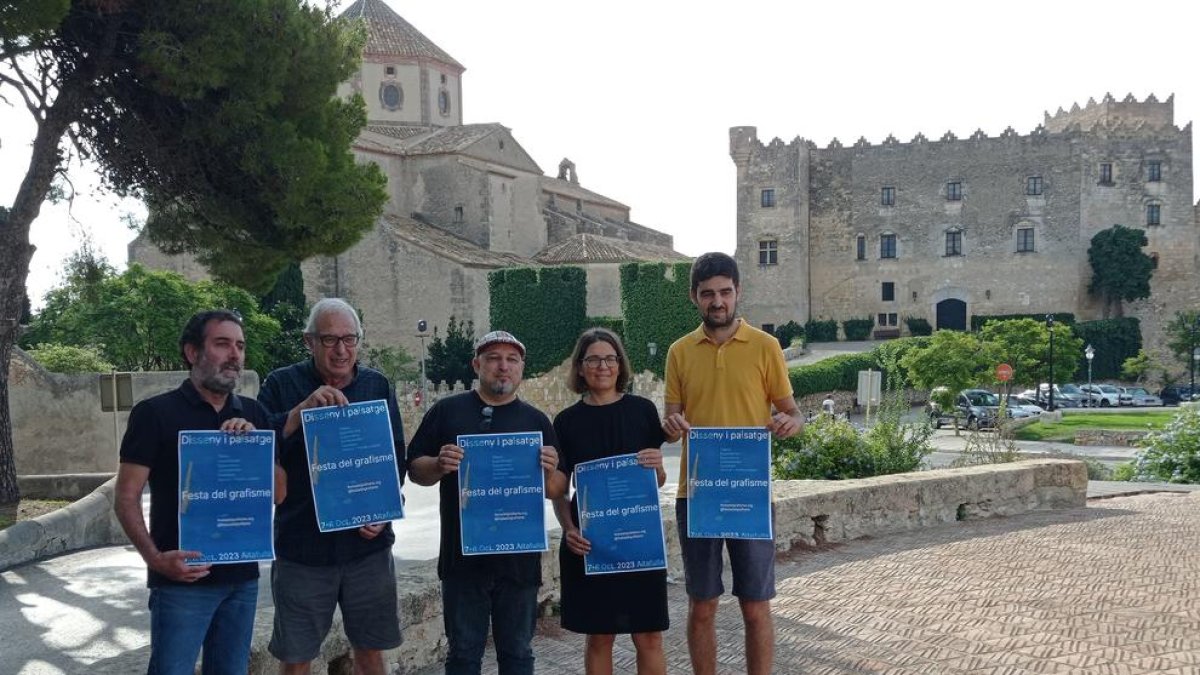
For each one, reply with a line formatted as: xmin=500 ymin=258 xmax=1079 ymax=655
xmin=115 ymin=309 xmax=274 ymax=675
xmin=407 ymin=330 xmax=566 ymax=675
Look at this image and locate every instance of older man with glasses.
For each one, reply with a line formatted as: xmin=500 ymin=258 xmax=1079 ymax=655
xmin=258 ymin=298 xmax=406 ymax=675
xmin=407 ymin=330 xmax=565 ymax=675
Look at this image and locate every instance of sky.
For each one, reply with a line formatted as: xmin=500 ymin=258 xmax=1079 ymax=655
xmin=5 ymin=0 xmax=1199 ymax=308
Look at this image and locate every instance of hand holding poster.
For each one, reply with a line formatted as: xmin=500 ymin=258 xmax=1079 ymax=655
xmin=178 ymin=430 xmax=276 ymax=564
xmin=457 ymin=432 xmax=547 ymax=555
xmin=300 ymin=399 xmax=404 ymax=532
xmin=686 ymin=427 xmax=773 ymax=540
xmin=575 ymin=453 xmax=666 ymax=575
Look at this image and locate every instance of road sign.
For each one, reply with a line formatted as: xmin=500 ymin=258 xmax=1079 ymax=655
xmin=996 ymin=363 xmax=1013 ymax=382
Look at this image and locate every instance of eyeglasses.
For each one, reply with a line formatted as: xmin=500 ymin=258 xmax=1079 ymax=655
xmin=313 ymin=334 xmax=360 ymax=348
xmin=480 ymin=406 xmax=494 ymax=432
xmin=581 ymin=355 xmax=619 ymax=369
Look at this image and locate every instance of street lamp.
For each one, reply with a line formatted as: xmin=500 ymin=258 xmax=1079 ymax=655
xmin=1085 ymin=344 xmax=1095 ymax=407
xmin=647 ymin=342 xmax=657 ymax=372
xmin=1191 ymin=317 xmax=1200 ymax=401
xmin=416 ymin=319 xmax=429 ymax=411
xmin=1046 ymin=315 xmax=1055 ymax=411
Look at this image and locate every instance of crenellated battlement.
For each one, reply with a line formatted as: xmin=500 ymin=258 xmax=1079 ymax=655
xmin=730 ymin=94 xmax=1187 ymax=161
xmin=1043 ymin=92 xmax=1173 ymax=133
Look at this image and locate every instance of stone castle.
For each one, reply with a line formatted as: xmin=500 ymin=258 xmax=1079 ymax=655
xmin=131 ymin=0 xmax=686 ymax=355
xmin=731 ymin=93 xmax=1200 ymax=352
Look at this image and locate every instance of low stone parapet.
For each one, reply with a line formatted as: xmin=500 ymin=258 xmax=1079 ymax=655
xmin=1074 ymin=429 xmax=1150 ymax=446
xmin=4 ymin=459 xmax=1087 ymax=672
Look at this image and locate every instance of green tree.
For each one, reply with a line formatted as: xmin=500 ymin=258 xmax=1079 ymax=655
xmin=23 ymin=265 xmax=280 ymax=373
xmin=0 ymin=1 xmax=387 ymax=504
xmin=1087 ymin=225 xmax=1154 ymax=318
xmin=900 ymin=330 xmax=989 ymax=434
xmin=26 ymin=343 xmax=114 ymax=374
xmin=978 ymin=318 xmax=1082 ymax=389
xmin=1163 ymin=310 xmax=1200 ymax=374
xmin=1121 ymin=349 xmax=1160 ymax=384
xmin=364 ymin=345 xmax=419 ymax=388
xmin=426 ymin=317 xmax=476 ymax=388
xmin=257 ymin=263 xmax=308 ymax=373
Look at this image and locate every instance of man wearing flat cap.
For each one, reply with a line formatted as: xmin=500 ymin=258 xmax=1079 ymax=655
xmin=407 ymin=330 xmax=565 ymax=675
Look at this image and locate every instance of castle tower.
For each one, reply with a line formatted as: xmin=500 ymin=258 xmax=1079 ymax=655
xmin=338 ymin=0 xmax=464 ymax=128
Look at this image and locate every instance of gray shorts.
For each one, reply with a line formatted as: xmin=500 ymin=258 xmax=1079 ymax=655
xmin=675 ymin=499 xmax=776 ymax=602
xmin=268 ymin=548 xmax=402 ymax=663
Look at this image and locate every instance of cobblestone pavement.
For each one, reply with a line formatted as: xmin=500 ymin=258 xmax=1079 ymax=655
xmin=428 ymin=492 xmax=1200 ymax=674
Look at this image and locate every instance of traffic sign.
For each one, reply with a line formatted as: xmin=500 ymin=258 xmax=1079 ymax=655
xmin=996 ymin=363 xmax=1013 ymax=382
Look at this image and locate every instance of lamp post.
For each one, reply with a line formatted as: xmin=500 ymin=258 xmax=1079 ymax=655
xmin=1085 ymin=344 xmax=1095 ymax=407
xmin=1046 ymin=314 xmax=1055 ymax=411
xmin=1191 ymin=317 xmax=1200 ymax=401
xmin=647 ymin=342 xmax=657 ymax=373
xmin=416 ymin=319 xmax=428 ymax=411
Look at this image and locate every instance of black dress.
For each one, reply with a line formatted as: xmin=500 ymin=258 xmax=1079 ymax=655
xmin=554 ymin=394 xmax=669 ymax=635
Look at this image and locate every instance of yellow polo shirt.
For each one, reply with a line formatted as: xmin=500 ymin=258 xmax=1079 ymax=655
xmin=665 ymin=320 xmax=793 ymax=495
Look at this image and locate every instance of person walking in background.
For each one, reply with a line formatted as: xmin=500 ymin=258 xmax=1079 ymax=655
xmin=661 ymin=252 xmax=803 ymax=675
xmin=552 ymin=328 xmax=668 ymax=675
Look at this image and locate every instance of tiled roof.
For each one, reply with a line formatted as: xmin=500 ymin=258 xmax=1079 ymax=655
xmin=340 ymin=0 xmax=463 ymax=69
xmin=380 ymin=213 xmax=531 ymax=268
xmin=396 ymin=124 xmax=507 ymax=155
xmin=364 ymin=124 xmax=433 ymax=140
xmin=540 ymin=176 xmax=628 ymax=210
xmin=534 ymin=233 xmax=690 ymax=265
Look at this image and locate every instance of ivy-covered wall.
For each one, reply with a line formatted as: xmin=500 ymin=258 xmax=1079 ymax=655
xmin=489 ymin=266 xmax=586 ymax=376
xmin=620 ymin=262 xmax=695 ymax=376
xmin=1073 ymin=317 xmax=1141 ymax=381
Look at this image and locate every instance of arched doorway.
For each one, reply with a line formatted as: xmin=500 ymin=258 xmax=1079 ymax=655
xmin=936 ymin=298 xmax=967 ymax=331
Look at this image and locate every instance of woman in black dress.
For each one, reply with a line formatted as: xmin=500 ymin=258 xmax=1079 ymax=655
xmin=553 ymin=328 xmax=668 ymax=675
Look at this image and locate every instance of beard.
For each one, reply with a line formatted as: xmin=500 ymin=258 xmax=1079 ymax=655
xmin=484 ymin=378 xmax=516 ymax=397
xmin=197 ymin=359 xmax=241 ymax=394
xmin=702 ymin=307 xmax=737 ymax=330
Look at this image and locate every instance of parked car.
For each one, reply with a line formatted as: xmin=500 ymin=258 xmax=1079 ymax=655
xmin=1160 ymin=385 xmax=1198 ymax=406
xmin=1019 ymin=384 xmax=1084 ymax=408
xmin=1078 ymin=383 xmax=1127 ymax=407
xmin=1002 ymin=394 xmax=1045 ymax=418
xmin=1120 ymin=386 xmax=1162 ymax=407
xmin=928 ymin=388 xmax=1011 ymax=430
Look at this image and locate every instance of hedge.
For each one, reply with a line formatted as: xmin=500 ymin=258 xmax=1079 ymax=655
xmin=620 ymin=262 xmax=696 ymax=376
xmin=788 ymin=335 xmax=931 ymax=398
xmin=904 ymin=316 xmax=932 ymax=336
xmin=1073 ymin=317 xmax=1141 ymax=381
xmin=971 ymin=312 xmax=1075 ymax=331
xmin=489 ymin=266 xmax=586 ymax=376
xmin=805 ymin=318 xmax=838 ymax=342
xmin=842 ymin=317 xmax=874 ymax=341
xmin=585 ymin=316 xmax=625 ymax=342
xmin=774 ymin=320 xmax=804 ymax=349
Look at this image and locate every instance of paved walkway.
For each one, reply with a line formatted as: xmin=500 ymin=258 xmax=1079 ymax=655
xmin=424 ymin=491 xmax=1200 ymax=675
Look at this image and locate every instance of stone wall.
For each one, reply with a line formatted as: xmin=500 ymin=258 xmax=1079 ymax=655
xmin=8 ymin=350 xmax=260 ymax=474
xmin=1074 ymin=429 xmax=1150 ymax=446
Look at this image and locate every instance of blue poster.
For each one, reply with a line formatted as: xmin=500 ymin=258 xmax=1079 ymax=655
xmin=686 ymin=427 xmax=773 ymax=540
xmin=177 ymin=430 xmax=276 ymax=564
xmin=575 ymin=453 xmax=667 ymax=575
xmin=456 ymin=432 xmax=547 ymax=555
xmin=300 ymin=399 xmax=405 ymax=532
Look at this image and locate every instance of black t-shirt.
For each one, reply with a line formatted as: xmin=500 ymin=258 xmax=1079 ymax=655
xmin=405 ymin=391 xmax=558 ymax=584
xmin=119 ymin=379 xmax=270 ymax=588
xmin=553 ymin=395 xmax=666 ymax=525
xmin=258 ymin=359 xmax=405 ymax=566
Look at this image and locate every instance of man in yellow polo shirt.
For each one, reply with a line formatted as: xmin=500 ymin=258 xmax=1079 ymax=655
xmin=662 ymin=252 xmax=802 ymax=675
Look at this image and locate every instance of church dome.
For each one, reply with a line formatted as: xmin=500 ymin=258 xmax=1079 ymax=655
xmin=340 ymin=0 xmax=463 ymax=71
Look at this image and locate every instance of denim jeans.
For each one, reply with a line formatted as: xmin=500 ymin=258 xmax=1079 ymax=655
xmin=147 ymin=579 xmax=258 ymax=675
xmin=441 ymin=573 xmax=537 ymax=675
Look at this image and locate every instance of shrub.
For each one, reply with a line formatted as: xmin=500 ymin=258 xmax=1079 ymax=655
xmin=842 ymin=317 xmax=874 ymax=341
xmin=904 ymin=317 xmax=932 ymax=336
xmin=804 ymin=318 xmax=838 ymax=343
xmin=26 ymin=343 xmax=114 ymax=373
xmin=1132 ymin=406 xmax=1200 ymax=483
xmin=862 ymin=388 xmax=934 ymax=474
xmin=774 ymin=320 xmax=804 ymax=349
xmin=772 ymin=416 xmax=874 ymax=480
xmin=789 ymin=352 xmax=877 ymax=398
xmin=971 ymin=312 xmax=1075 ymax=332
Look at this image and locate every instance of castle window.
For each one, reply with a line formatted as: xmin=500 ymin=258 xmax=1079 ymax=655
xmin=454 ymin=206 xmax=464 ymax=223
xmin=881 ymin=186 xmax=895 ymax=206
xmin=1017 ymin=227 xmax=1035 ymax=252
xmin=946 ymin=182 xmax=962 ymax=201
xmin=385 ymin=65 xmax=396 ymax=76
xmin=876 ymin=313 xmax=898 ymax=327
xmin=1147 ymin=161 xmax=1162 ymax=182
xmin=760 ymin=189 xmax=776 ymax=208
xmin=758 ymin=239 xmax=778 ymax=265
xmin=762 ymin=323 xmax=776 ymax=335
xmin=945 ymin=230 xmax=962 ymax=257
xmin=1147 ymin=203 xmax=1161 ymax=226
xmin=1026 ymin=176 xmax=1043 ymax=196
xmin=1099 ymin=162 xmax=1113 ymax=185
xmin=856 ymin=234 xmax=866 ymax=261
xmin=440 ymin=73 xmax=448 ymax=84
xmin=882 ymin=282 xmax=895 ymax=302
xmin=880 ymin=233 xmax=897 ymax=259
xmin=379 ymin=82 xmax=403 ymax=111
xmin=439 ymin=89 xmax=452 ymax=116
